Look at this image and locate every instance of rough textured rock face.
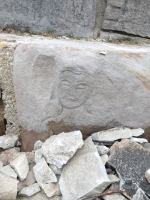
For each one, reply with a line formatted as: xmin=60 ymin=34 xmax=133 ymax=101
xmin=108 ymin=139 xmax=150 ymax=198
xmin=0 ymin=172 xmax=18 ymax=200
xmin=41 ymin=131 xmax=83 ymax=168
xmin=0 ymin=0 xmax=97 ymax=38
xmin=102 ymin=0 xmax=150 ymax=38
xmin=59 ymin=137 xmax=110 ymax=200
xmin=13 ymin=40 xmax=150 ymax=138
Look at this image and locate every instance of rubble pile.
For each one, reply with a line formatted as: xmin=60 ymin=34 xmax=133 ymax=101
xmin=0 ymin=128 xmax=150 ymax=200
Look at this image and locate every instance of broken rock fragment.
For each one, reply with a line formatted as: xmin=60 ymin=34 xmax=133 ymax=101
xmin=42 ymin=130 xmax=83 ymax=168
xmin=96 ymin=145 xmax=109 ymax=155
xmin=131 ymin=188 xmax=150 ymax=200
xmin=0 ymin=135 xmax=19 ymax=150
xmin=33 ymin=157 xmax=57 ymax=186
xmin=0 ymin=172 xmax=18 ymax=200
xmin=0 ymin=164 xmax=17 ymax=179
xmin=59 ymin=137 xmax=110 ymax=200
xmin=0 ymin=147 xmax=20 ymax=165
xmin=18 ymin=183 xmax=41 ymax=197
xmin=108 ymin=139 xmax=150 ymax=198
xmin=10 ymin=153 xmax=29 ymax=181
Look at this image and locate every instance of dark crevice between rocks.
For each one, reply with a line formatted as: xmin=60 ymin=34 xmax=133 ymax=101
xmin=101 ymin=29 xmax=150 ymax=39
xmin=0 ymin=89 xmax=6 ymax=136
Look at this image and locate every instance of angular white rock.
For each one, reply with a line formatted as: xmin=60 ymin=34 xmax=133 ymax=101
xmin=101 ymin=154 xmax=109 ymax=165
xmin=0 ymin=135 xmax=19 ymax=150
xmin=33 ymin=158 xmax=57 ymax=187
xmin=10 ymin=153 xmax=29 ymax=181
xmin=18 ymin=183 xmax=41 ymax=197
xmin=92 ymin=127 xmax=133 ymax=142
xmin=34 ymin=140 xmax=43 ymax=150
xmin=34 ymin=148 xmax=43 ymax=164
xmin=96 ymin=145 xmax=109 ymax=155
xmin=145 ymin=169 xmax=150 ymax=183
xmin=59 ymin=137 xmax=110 ymax=200
xmin=0 ymin=165 xmax=17 ymax=179
xmin=42 ymin=131 xmax=83 ymax=168
xmin=49 ymin=164 xmax=62 ymax=175
xmin=0 ymin=172 xmax=18 ymax=200
xmin=108 ymin=174 xmax=120 ymax=183
xmin=130 ymin=137 xmax=148 ymax=143
xmin=131 ymin=128 xmax=144 ymax=137
xmin=41 ymin=182 xmax=61 ymax=198
xmin=131 ymin=188 xmax=150 ymax=200
xmin=16 ymin=192 xmax=62 ymax=200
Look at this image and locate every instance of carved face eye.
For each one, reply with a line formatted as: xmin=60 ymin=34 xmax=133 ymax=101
xmin=76 ymin=83 xmax=88 ymax=90
xmin=60 ymin=80 xmax=70 ymax=88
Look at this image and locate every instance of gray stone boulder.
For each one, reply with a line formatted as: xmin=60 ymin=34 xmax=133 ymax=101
xmin=0 ymin=172 xmax=18 ymax=200
xmin=59 ymin=137 xmax=110 ymax=200
xmin=13 ymin=40 xmax=150 ymax=139
xmin=102 ymin=0 xmax=150 ymax=38
xmin=41 ymin=131 xmax=83 ymax=168
xmin=108 ymin=139 xmax=150 ymax=198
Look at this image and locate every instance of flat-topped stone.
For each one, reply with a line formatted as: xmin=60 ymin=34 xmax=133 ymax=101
xmin=59 ymin=137 xmax=110 ymax=200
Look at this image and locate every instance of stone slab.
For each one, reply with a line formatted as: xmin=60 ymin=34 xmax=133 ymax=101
xmin=18 ymin=183 xmax=41 ymax=197
xmin=108 ymin=139 xmax=150 ymax=198
xmin=59 ymin=137 xmax=110 ymax=200
xmin=102 ymin=0 xmax=150 ymax=38
xmin=13 ymin=40 xmax=150 ymax=139
xmin=0 ymin=0 xmax=97 ymax=38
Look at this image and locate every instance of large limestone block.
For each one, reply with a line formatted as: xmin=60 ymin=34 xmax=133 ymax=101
xmin=59 ymin=137 xmax=110 ymax=200
xmin=0 ymin=172 xmax=18 ymax=200
xmin=0 ymin=0 xmax=97 ymax=38
xmin=13 ymin=40 xmax=150 ymax=138
xmin=102 ymin=0 xmax=150 ymax=38
xmin=41 ymin=131 xmax=83 ymax=168
xmin=108 ymin=139 xmax=150 ymax=198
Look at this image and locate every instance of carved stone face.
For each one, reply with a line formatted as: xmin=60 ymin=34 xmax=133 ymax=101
xmin=58 ymin=69 xmax=92 ymax=109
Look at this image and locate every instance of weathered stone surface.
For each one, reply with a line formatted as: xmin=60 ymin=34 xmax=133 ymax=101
xmin=92 ymin=127 xmax=132 ymax=142
xmin=34 ymin=140 xmax=43 ymax=150
xmin=145 ymin=169 xmax=150 ymax=183
xmin=96 ymin=145 xmax=109 ymax=155
xmin=130 ymin=137 xmax=148 ymax=143
xmin=101 ymin=154 xmax=109 ymax=165
xmin=41 ymin=131 xmax=83 ymax=168
xmin=132 ymin=188 xmax=150 ymax=200
xmin=0 ymin=135 xmax=19 ymax=150
xmin=103 ymin=194 xmax=127 ymax=200
xmin=108 ymin=139 xmax=150 ymax=198
xmin=0 ymin=172 xmax=18 ymax=200
xmin=18 ymin=171 xmax=36 ymax=192
xmin=20 ymin=128 xmax=52 ymax=152
xmin=131 ymin=128 xmax=144 ymax=137
xmin=41 ymin=183 xmax=61 ymax=198
xmin=33 ymin=158 xmax=57 ymax=187
xmin=0 ymin=164 xmax=17 ymax=179
xmin=10 ymin=153 xmax=29 ymax=181
xmin=0 ymin=0 xmax=97 ymax=38
xmin=108 ymin=174 xmax=120 ymax=183
xmin=14 ymin=40 xmax=150 ymax=137
xmin=0 ymin=147 xmax=20 ymax=165
xmin=18 ymin=183 xmax=41 ymax=197
xmin=102 ymin=0 xmax=150 ymax=38
xmin=17 ymin=192 xmax=62 ymax=200
xmin=49 ymin=164 xmax=62 ymax=175
xmin=34 ymin=148 xmax=43 ymax=164
xmin=59 ymin=137 xmax=110 ymax=200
